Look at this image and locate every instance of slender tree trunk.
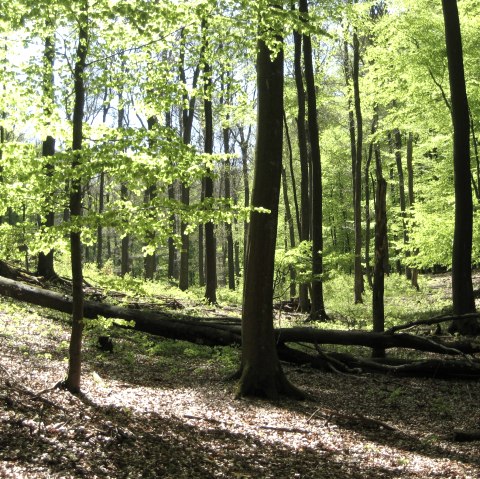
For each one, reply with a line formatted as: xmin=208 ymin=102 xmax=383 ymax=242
xmin=96 ymin=88 xmax=110 ymax=270
xmin=204 ymin=51 xmax=217 ymax=303
xmin=144 ymin=115 xmax=158 ymax=280
xmin=301 ymin=0 xmax=327 ymax=320
xmin=283 ymin=110 xmax=301 ymax=238
xmin=239 ymin=126 xmax=251 ymax=270
xmin=178 ymin=36 xmax=200 ymax=292
xmin=394 ymin=129 xmax=409 ymax=277
xmin=293 ymin=16 xmax=310 ymax=313
xmin=352 ymin=30 xmax=364 ymax=304
xmin=65 ymin=11 xmax=88 ymax=393
xmin=237 ymin=29 xmax=303 ymax=400
xmin=224 ymin=130 xmax=235 ymax=291
xmin=282 ymin=167 xmax=296 ymax=298
xmin=37 ymin=31 xmax=57 ymax=279
xmin=165 ymin=110 xmax=177 ymax=279
xmin=372 ymin=128 xmax=386 ymax=358
xmin=365 ymin=138 xmax=373 ymax=288
xmin=441 ymin=0 xmax=477 ymax=335
xmin=198 ymin=179 xmax=205 ymax=287
xmin=406 ymin=132 xmax=419 ymax=289
xmin=469 ymin=108 xmax=480 ymax=201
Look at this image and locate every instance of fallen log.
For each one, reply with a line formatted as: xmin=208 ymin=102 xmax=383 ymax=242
xmin=0 ymin=276 xmax=241 ymax=346
xmin=1 ymin=275 xmax=480 ymax=360
xmin=279 ymin=346 xmax=480 ymax=379
xmin=452 ymin=430 xmax=480 ymax=442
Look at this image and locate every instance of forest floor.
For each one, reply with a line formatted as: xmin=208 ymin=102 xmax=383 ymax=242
xmin=1 ymin=273 xmax=480 ymax=478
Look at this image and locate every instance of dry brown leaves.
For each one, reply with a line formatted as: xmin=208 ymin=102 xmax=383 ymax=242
xmin=0 ymin=301 xmax=479 ymax=479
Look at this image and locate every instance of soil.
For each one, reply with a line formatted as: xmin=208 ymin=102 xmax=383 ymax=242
xmin=0 ymin=295 xmax=480 ymax=478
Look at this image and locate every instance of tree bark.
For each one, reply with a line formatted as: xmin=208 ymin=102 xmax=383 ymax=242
xmin=352 ymin=30 xmax=364 ymax=304
xmin=293 ymin=21 xmax=310 ymax=313
xmin=237 ymin=28 xmax=303 ymax=400
xmin=204 ymin=50 xmax=217 ymax=303
xmin=441 ymin=0 xmax=478 ymax=334
xmin=65 ymin=11 xmax=88 ymax=393
xmin=144 ymin=116 xmax=158 ymax=280
xmin=281 ymin=167 xmax=296 ymax=298
xmin=301 ymin=0 xmax=327 ymax=320
xmin=37 ymin=31 xmax=57 ymax=279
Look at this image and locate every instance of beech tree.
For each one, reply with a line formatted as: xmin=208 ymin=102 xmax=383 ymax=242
xmin=441 ymin=0 xmax=478 ymax=335
xmin=237 ymin=5 xmax=303 ymax=399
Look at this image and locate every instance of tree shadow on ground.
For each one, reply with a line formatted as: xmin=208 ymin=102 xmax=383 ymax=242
xmin=0 ymin=392 xmax=414 ymax=479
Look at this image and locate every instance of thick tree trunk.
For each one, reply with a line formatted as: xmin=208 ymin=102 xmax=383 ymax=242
xmin=237 ymin=29 xmax=303 ymax=400
xmin=441 ymin=0 xmax=478 ymax=335
xmin=65 ymin=13 xmax=88 ymax=393
xmin=301 ymin=0 xmax=327 ymax=320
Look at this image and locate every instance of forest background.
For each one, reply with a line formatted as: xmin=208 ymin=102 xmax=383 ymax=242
xmin=1 ymin=0 xmax=480 ymax=391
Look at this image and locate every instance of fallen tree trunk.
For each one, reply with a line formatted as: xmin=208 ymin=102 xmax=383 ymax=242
xmin=1 ymin=275 xmax=480 ymax=362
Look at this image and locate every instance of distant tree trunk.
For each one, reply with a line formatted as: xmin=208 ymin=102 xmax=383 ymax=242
xmin=65 ymin=11 xmax=88 ymax=393
xmin=118 ymin=98 xmax=130 ymax=278
xmin=178 ymin=37 xmax=200 ymax=292
xmin=198 ymin=179 xmax=205 ymax=287
xmin=394 ymin=129 xmax=409 ymax=277
xmin=441 ymin=0 xmax=477 ymax=335
xmin=282 ymin=167 xmax=296 ymax=298
xmin=239 ymin=126 xmax=251 ymax=269
xmin=343 ymin=39 xmax=356 ymax=213
xmin=204 ymin=52 xmax=217 ymax=304
xmin=165 ymin=110 xmax=177 ymax=279
xmin=406 ymin=132 xmax=418 ymax=289
xmin=293 ymin=17 xmax=310 ymax=313
xmin=365 ymin=136 xmax=373 ymax=288
xmin=469 ymin=108 xmax=480 ymax=200
xmin=237 ymin=29 xmax=303 ymax=400
xmin=144 ymin=116 xmax=158 ymax=280
xmin=224 ymin=130 xmax=235 ymax=291
xmin=96 ymin=87 xmax=110 ymax=270
xmin=352 ymin=30 xmax=364 ymax=304
xmin=372 ymin=138 xmax=387 ymax=359
xmin=283 ymin=110 xmax=301 ymax=238
xmin=301 ymin=0 xmax=327 ymax=321
xmin=37 ymin=31 xmax=57 ymax=279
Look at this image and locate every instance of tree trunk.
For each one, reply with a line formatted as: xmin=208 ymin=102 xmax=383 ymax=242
xmin=238 ymin=126 xmax=251 ymax=272
xmin=441 ymin=0 xmax=478 ymax=334
xmin=281 ymin=167 xmax=296 ymax=298
xmin=352 ymin=30 xmax=364 ymax=304
xmin=283 ymin=110 xmax=301 ymax=239
xmin=198 ymin=179 xmax=205 ymax=287
xmin=65 ymin=12 xmax=88 ymax=393
xmin=204 ymin=51 xmax=217 ymax=303
xmin=144 ymin=116 xmax=158 ymax=280
xmin=293 ymin=22 xmax=310 ymax=313
xmin=301 ymin=0 xmax=327 ymax=321
xmin=394 ymin=129 xmax=409 ymax=277
xmin=37 ymin=31 xmax=57 ymax=279
xmin=237 ymin=29 xmax=303 ymax=400
xmin=406 ymin=132 xmax=419 ymax=289
xmin=178 ymin=32 xmax=201 ymax=292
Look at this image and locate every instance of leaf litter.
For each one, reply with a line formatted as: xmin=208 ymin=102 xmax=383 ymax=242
xmin=0 ymin=298 xmax=479 ymax=478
